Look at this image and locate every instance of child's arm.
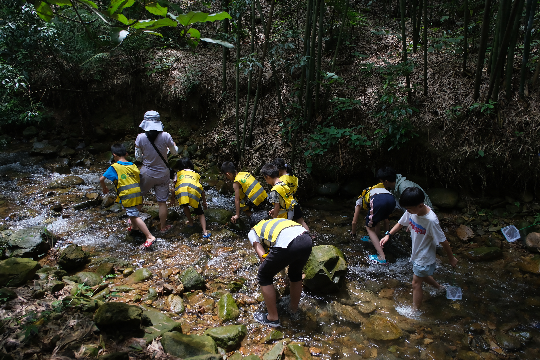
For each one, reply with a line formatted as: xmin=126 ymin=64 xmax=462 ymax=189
xmin=380 ymin=223 xmax=404 ymax=247
xmin=99 ymin=176 xmax=109 ymax=195
xmin=440 ymin=240 xmax=458 ymax=267
xmin=351 ymin=205 xmax=361 ymax=237
xmin=252 ymin=241 xmax=267 ymax=262
xmin=269 ymin=203 xmax=280 ymax=218
xmin=231 ymin=182 xmax=241 ymax=223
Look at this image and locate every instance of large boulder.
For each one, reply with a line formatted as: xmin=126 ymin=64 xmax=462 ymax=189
xmin=180 ymin=267 xmax=205 ymax=291
xmin=142 ymin=307 xmax=183 ymax=344
xmin=525 ymin=233 xmax=540 ymax=253
xmin=464 ymin=247 xmax=502 ymax=261
xmin=2 ymin=227 xmax=56 ymax=259
xmin=94 ymin=302 xmax=145 ymax=330
xmin=204 ymin=325 xmax=247 ymax=351
xmin=426 ymin=188 xmax=459 ymax=209
xmin=217 ymin=293 xmax=240 ymax=322
xmin=161 ymin=332 xmax=217 ymax=358
xmin=32 ymin=141 xmax=59 ymax=156
xmin=48 ymin=175 xmax=85 ymax=189
xmin=205 ymin=209 xmax=233 ymax=225
xmin=303 ymin=245 xmax=347 ymax=293
xmin=0 ymin=258 xmax=41 ymax=287
xmin=57 ymin=244 xmax=90 ymax=270
xmin=362 ymin=315 xmax=403 ymax=340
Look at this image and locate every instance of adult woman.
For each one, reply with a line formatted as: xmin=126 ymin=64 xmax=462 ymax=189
xmin=135 ymin=110 xmax=177 ymax=233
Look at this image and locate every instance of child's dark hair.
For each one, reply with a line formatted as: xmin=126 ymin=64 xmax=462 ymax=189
xmin=399 ymin=187 xmax=425 ymax=208
xmin=111 ymin=143 xmax=127 ymax=157
xmin=221 ymin=161 xmax=237 ymax=174
xmin=377 ymin=166 xmax=397 ymax=182
xmin=260 ymin=163 xmax=279 ymax=178
xmin=273 ymin=158 xmax=293 ymax=174
xmin=181 ymin=158 xmax=194 ymax=170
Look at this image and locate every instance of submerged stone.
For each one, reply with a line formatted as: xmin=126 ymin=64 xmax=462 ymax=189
xmin=161 ymin=332 xmax=217 ymax=358
xmin=0 ymin=258 xmax=41 ymax=287
xmin=205 ymin=209 xmax=233 ymax=225
xmin=48 ymin=175 xmax=85 ymax=189
xmin=287 ymin=343 xmax=312 ymax=360
xmin=58 ymin=244 xmax=90 ymax=270
xmin=303 ymin=245 xmax=347 ymax=293
xmin=495 ymin=331 xmax=522 ymax=351
xmin=204 ymin=325 xmax=247 ymax=351
xmin=180 ymin=267 xmax=205 ymax=291
xmin=217 ymin=292 xmax=239 ymax=321
xmin=362 ymin=315 xmax=403 ymax=340
xmin=464 ymin=247 xmax=502 ymax=261
xmin=262 ymin=330 xmax=284 ymax=344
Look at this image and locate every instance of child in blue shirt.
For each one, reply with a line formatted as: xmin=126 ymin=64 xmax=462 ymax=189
xmin=100 ymin=143 xmax=156 ymax=248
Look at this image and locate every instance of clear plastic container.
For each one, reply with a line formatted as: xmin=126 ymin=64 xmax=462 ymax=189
xmin=446 ymin=285 xmax=462 ymax=300
xmin=501 ymin=225 xmax=521 ymax=242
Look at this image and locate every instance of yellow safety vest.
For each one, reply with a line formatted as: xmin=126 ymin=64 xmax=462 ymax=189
xmin=271 ymin=182 xmax=297 ymax=219
xmin=253 ymin=218 xmax=302 ymax=249
xmin=111 ymin=163 xmax=143 ymax=208
xmin=358 ymin=183 xmax=386 ymax=210
xmin=175 ymin=170 xmax=203 ymax=208
xmin=235 ymin=172 xmax=267 ymax=207
xmin=279 ymin=174 xmax=298 ymax=194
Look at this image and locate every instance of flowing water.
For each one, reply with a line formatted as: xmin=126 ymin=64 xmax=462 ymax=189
xmin=1 ymin=149 xmax=540 ymax=359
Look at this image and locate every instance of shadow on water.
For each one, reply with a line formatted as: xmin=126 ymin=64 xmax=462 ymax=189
xmin=2 ymin=150 xmax=540 ymax=359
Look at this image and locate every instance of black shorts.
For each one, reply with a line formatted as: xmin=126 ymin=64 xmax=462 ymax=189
xmin=292 ymin=204 xmax=304 ymax=221
xmin=184 ymin=204 xmax=204 ymax=215
xmin=257 ymin=233 xmax=312 ymax=286
xmin=365 ymin=193 xmax=395 ymax=227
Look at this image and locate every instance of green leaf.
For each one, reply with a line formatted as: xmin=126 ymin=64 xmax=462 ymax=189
xmin=107 ymin=0 xmax=135 ymax=16
xmin=35 ymin=2 xmax=54 ymax=21
xmin=143 ymin=30 xmax=164 ymax=37
xmin=478 ymin=150 xmax=484 ymax=157
xmin=111 ymin=13 xmax=130 ymax=25
xmin=131 ymin=19 xmax=156 ymax=29
xmin=48 ymin=0 xmax=72 ymax=6
xmin=200 ymin=38 xmax=234 ymax=48
xmin=145 ymin=18 xmax=177 ymax=29
xmin=187 ymin=28 xmax=201 ymax=39
xmin=145 ymin=2 xmax=167 ymax=16
xmin=205 ymin=12 xmax=232 ymax=22
xmin=77 ymin=0 xmax=98 ymax=9
xmin=176 ymin=11 xmax=209 ymax=26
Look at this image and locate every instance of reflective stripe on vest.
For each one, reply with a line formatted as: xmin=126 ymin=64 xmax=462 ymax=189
xmin=279 ymin=174 xmax=299 ymax=194
xmin=271 ymin=182 xmax=297 ymax=219
xmin=175 ymin=170 xmax=203 ymax=208
xmin=253 ymin=218 xmax=301 ymax=248
xmin=235 ymin=172 xmax=267 ymax=206
xmin=111 ymin=163 xmax=143 ymax=208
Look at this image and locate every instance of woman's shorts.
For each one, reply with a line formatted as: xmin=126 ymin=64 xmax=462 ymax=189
xmin=365 ymin=193 xmax=395 ymax=227
xmin=140 ymin=174 xmax=170 ymax=202
xmin=413 ymin=262 xmax=436 ymax=277
xmin=124 ymin=206 xmax=140 ymax=217
xmin=257 ymin=233 xmax=312 ymax=286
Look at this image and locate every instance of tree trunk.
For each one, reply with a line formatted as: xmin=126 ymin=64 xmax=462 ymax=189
xmin=423 ymin=0 xmax=428 ymax=96
xmin=331 ymin=0 xmax=349 ymax=72
xmin=400 ymin=0 xmax=411 ymax=101
xmin=221 ymin=0 xmax=230 ymax=94
xmin=473 ymin=0 xmax=493 ymax=101
xmin=412 ymin=0 xmax=418 ymax=53
xmin=519 ymin=0 xmax=538 ymax=98
xmin=235 ymin=15 xmax=242 ymax=157
xmin=314 ymin=0 xmax=325 ymax=112
xmin=241 ymin=1 xmax=256 ymax=158
xmin=462 ymin=0 xmax=469 ymax=72
xmin=504 ymin=0 xmax=525 ymax=100
xmin=305 ymin=0 xmax=321 ymax=123
xmin=271 ymin=62 xmax=285 ymax=122
xmin=488 ymin=0 xmax=505 ymax=75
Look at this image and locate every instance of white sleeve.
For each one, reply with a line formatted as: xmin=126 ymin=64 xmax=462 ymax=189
xmin=430 ymin=219 xmax=447 ymax=244
xmin=248 ymin=229 xmax=260 ymax=246
xmin=398 ymin=211 xmax=410 ymax=227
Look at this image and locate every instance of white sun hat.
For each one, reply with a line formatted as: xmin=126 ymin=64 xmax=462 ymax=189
xmin=139 ymin=110 xmax=164 ymax=131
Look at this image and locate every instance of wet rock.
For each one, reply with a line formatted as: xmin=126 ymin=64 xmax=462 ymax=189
xmin=63 ymin=295 xmax=100 ymax=312
xmin=287 ymin=343 xmax=312 ymax=360
xmin=263 ymin=342 xmax=284 ymax=360
xmin=495 ymin=331 xmax=522 ymax=351
xmin=44 ymin=158 xmax=71 ymax=174
xmin=73 ymin=198 xmax=102 ymax=210
xmin=107 ymin=204 xmax=123 ymax=213
xmin=0 ymin=288 xmax=17 ymax=302
xmin=456 ymin=225 xmax=474 ymax=241
xmin=75 ymin=272 xmax=102 ymax=287
xmin=48 ymin=175 xmax=84 ymax=189
xmin=341 ymin=181 xmax=364 ymax=197
xmin=316 ymin=183 xmax=340 ymax=196
xmin=205 ymin=209 xmax=233 ymax=225
xmin=0 ymin=258 xmax=41 ymax=286
xmin=102 ymin=194 xmax=116 ymax=208
xmin=456 ymin=350 xmax=482 ymax=360
xmin=87 ymin=143 xmax=110 ymax=154
xmin=46 ymin=280 xmax=65 ymax=293
xmin=94 ymin=302 xmax=144 ymax=330
xmin=204 ymin=325 xmax=247 ymax=351
xmin=23 ymin=126 xmax=38 ymax=138
xmin=98 ymin=352 xmax=129 ymax=360
xmin=261 ymin=329 xmax=284 ymax=344
xmin=467 ymin=323 xmax=484 ymax=334
xmin=525 ymin=233 xmax=540 ymax=253
xmin=362 ymin=315 xmax=403 ymax=340
xmin=330 ymin=303 xmax=364 ymax=324
xmin=51 ymin=203 xmax=63 ymax=213
xmin=426 ymin=188 xmax=459 ymax=208
xmin=161 ymin=332 xmax=217 ymax=358
xmin=517 ymin=255 xmax=540 ymax=274
xmin=217 ymin=293 xmax=239 ymax=321
xmin=111 ymin=285 xmax=134 ymax=293
xmin=94 ymin=262 xmax=114 ymax=277
xmin=142 ymin=287 xmax=158 ymax=301
xmin=464 ymin=247 xmax=502 ymax=261
xmin=303 ymin=245 xmax=347 ymax=293
xmin=32 ymin=141 xmax=59 ymax=156
xmin=125 ymin=268 xmax=153 ymax=284
xmin=168 ymin=294 xmax=185 ymax=314
xmin=123 ymin=268 xmax=134 ymax=277
xmin=180 ymin=267 xmax=205 ymax=291
xmin=142 ymin=307 xmax=183 ymax=344
xmin=58 ymin=147 xmax=75 ymax=157
xmin=2 ymin=226 xmax=56 ymax=259
xmin=244 ymin=356 xmax=262 ymax=360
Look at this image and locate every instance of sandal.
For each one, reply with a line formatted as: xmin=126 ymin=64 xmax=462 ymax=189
xmin=127 ymin=219 xmax=132 ymax=232
xmin=369 ymin=254 xmax=387 ymax=265
xmin=159 ymin=225 xmax=173 ymax=234
xmin=361 ymin=235 xmax=371 ymax=242
xmin=141 ymin=238 xmax=156 ymax=248
xmin=202 ymin=232 xmax=212 ymax=239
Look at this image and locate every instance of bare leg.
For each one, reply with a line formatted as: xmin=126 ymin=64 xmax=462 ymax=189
xmin=130 ymin=216 xmax=155 ymax=242
xmin=289 ymin=281 xmax=303 ymax=313
xmin=296 ymin=218 xmax=309 ymax=232
xmin=261 ymin=284 xmax=278 ymax=321
xmin=412 ymin=275 xmax=425 ymax=310
xmin=158 ymin=201 xmax=168 ymax=230
xmin=199 ymin=214 xmax=207 ymax=235
xmin=422 ymin=275 xmax=443 ymax=289
xmin=182 ymin=205 xmax=193 ymax=226
xmin=366 ymin=224 xmax=385 ymax=260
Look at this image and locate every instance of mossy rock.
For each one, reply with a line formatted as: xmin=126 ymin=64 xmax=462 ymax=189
xmin=142 ymin=307 xmax=183 ymax=344
xmin=94 ymin=302 xmax=144 ymax=329
xmin=464 ymin=247 xmax=502 ymax=261
xmin=125 ymin=268 xmax=153 ymax=284
xmin=58 ymin=244 xmax=90 ymax=271
xmin=76 ymin=272 xmax=102 ymax=287
xmin=303 ymin=245 xmax=347 ymax=293
xmin=204 ymin=325 xmax=247 ymax=351
xmin=161 ymin=332 xmax=217 ymax=358
xmin=362 ymin=315 xmax=403 ymax=340
xmin=217 ymin=293 xmax=239 ymax=322
xmin=263 ymin=342 xmax=285 ymax=360
xmin=0 ymin=258 xmax=41 ymax=287
xmin=287 ymin=343 xmax=312 ymax=360
xmin=180 ymin=267 xmax=205 ymax=291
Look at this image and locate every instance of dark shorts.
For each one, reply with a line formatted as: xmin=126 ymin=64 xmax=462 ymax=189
xmin=365 ymin=193 xmax=395 ymax=228
xmin=191 ymin=205 xmax=204 ymax=216
xmin=292 ymin=204 xmax=304 ymax=221
xmin=257 ymin=233 xmax=312 ymax=286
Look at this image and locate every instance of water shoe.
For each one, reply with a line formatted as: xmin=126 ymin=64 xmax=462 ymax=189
xmin=141 ymin=238 xmax=156 ymax=249
xmin=361 ymin=235 xmax=371 ymax=242
xmin=202 ymin=232 xmax=212 ymax=239
xmin=369 ymin=254 xmax=387 ymax=265
xmin=253 ymin=312 xmax=281 ymax=327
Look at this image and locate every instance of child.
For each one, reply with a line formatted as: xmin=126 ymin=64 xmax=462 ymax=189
xmin=351 ymin=167 xmax=396 ymax=264
xmin=221 ymin=162 xmax=268 ymax=225
xmin=249 ymin=218 xmax=312 ymax=327
xmin=261 ymin=163 xmax=309 ymax=231
xmin=172 ymin=158 xmax=210 ymax=238
xmin=100 ymin=143 xmax=156 ymax=248
xmin=379 ymin=166 xmax=433 ymax=210
xmin=274 ymin=158 xmax=298 ymax=194
xmin=380 ymin=187 xmax=457 ymax=310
